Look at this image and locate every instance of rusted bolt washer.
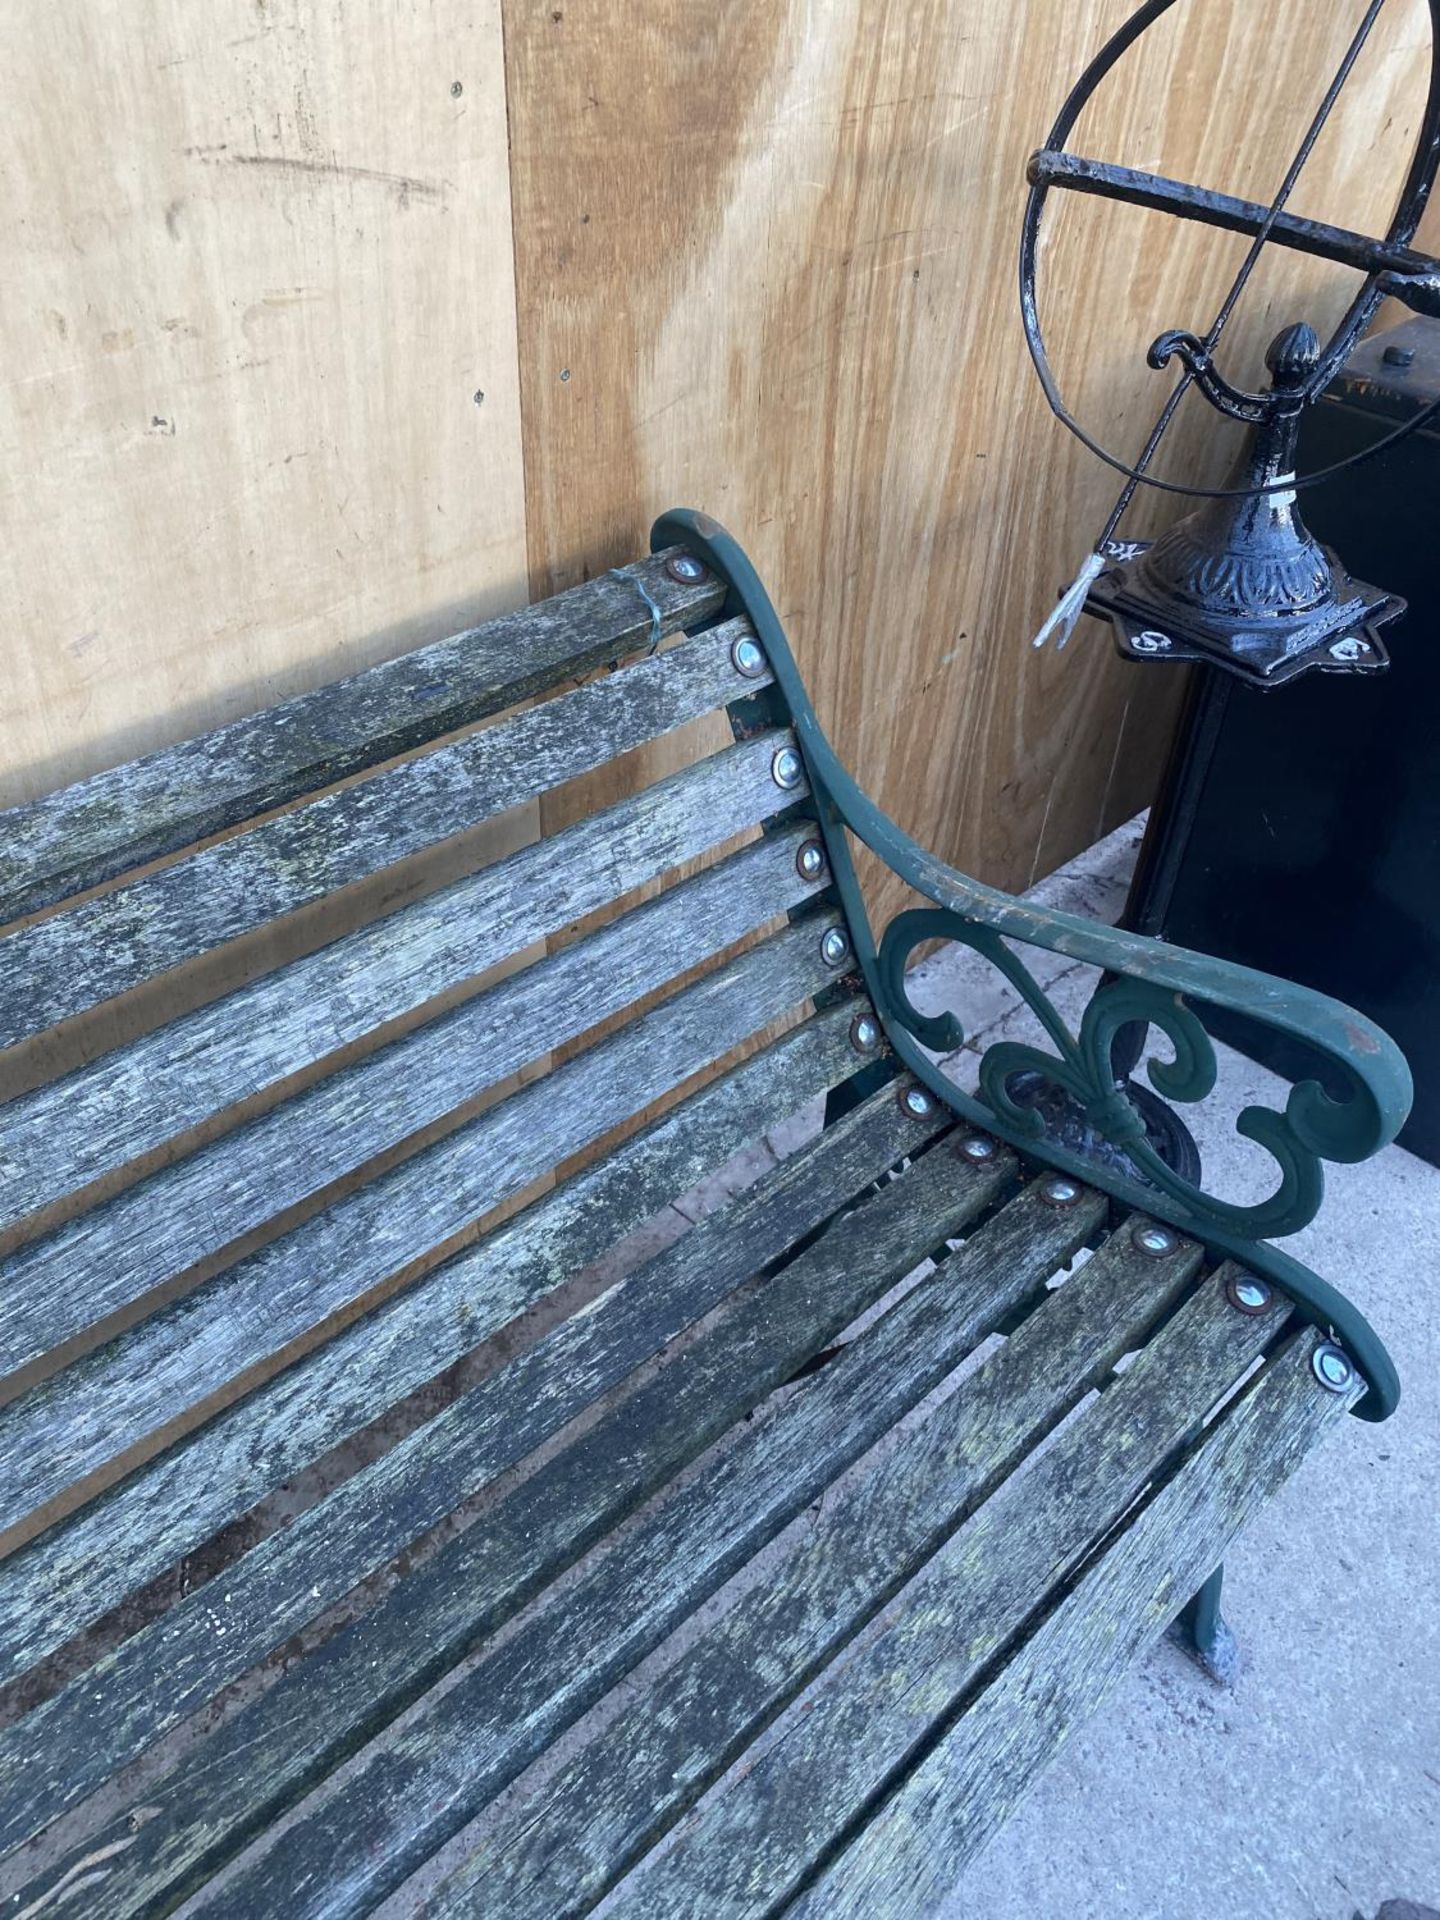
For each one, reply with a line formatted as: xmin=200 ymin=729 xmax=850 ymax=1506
xmin=1038 ymin=1174 xmax=1083 ymax=1209
xmin=850 ymin=1011 xmax=881 ymax=1053
xmin=820 ymin=926 xmax=851 ymax=968
xmin=1132 ymin=1222 xmax=1178 ymax=1258
xmin=1225 ymin=1273 xmax=1273 ymax=1316
xmin=796 ymin=839 xmax=826 ymax=882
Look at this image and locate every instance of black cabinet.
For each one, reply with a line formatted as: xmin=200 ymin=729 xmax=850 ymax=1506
xmin=1137 ymin=318 xmax=1440 ymax=1163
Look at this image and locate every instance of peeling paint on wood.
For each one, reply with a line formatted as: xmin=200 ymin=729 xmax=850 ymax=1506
xmin=599 ymin=1271 xmax=1290 ymax=1918
xmin=0 ymin=820 xmax=822 ymax=1383
xmin=0 ymin=619 xmax=762 ymax=1050
xmin=423 ymin=1215 xmax=1203 ymax=1919
xmin=169 ymin=1156 xmax=1095 ymax=1917
xmin=19 ymin=1083 xmax=971 ymax=1918
xmin=0 ymin=728 xmax=802 ymax=1237
xmin=0 ymin=912 xmax=841 ymax=1544
xmin=0 ymin=1079 xmax=970 ymax=1865
xmin=785 ymin=1330 xmax=1353 ymax=1919
xmin=0 ymin=1004 xmax=862 ymax=1684
xmin=0 ymin=555 xmax=721 ymax=926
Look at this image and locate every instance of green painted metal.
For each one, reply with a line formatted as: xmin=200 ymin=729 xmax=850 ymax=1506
xmin=651 ymin=507 xmax=1411 ymax=1420
xmin=1175 ymin=1563 xmax=1238 ymax=1683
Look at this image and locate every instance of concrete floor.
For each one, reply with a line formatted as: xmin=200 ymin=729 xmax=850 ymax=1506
xmin=907 ymin=815 xmax=1440 ymax=1920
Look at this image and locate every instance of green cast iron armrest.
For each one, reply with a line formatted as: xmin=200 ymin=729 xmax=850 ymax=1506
xmin=653 ymin=508 xmax=1412 ymax=1419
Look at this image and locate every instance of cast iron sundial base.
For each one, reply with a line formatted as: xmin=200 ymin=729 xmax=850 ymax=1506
xmin=1088 ymin=536 xmax=1401 ymax=688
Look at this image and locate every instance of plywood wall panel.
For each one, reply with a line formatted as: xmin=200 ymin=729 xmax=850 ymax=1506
xmin=504 ymin=0 xmax=1431 ymax=914
xmin=0 ymin=0 xmax=528 ymax=810
xmin=2 ymin=0 xmax=1429 ymax=925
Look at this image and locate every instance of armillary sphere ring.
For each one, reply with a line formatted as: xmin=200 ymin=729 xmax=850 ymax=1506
xmin=1020 ymin=0 xmax=1440 ymax=500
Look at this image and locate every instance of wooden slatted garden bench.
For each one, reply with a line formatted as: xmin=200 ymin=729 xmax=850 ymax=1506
xmin=0 ymin=508 xmax=1411 ymax=1917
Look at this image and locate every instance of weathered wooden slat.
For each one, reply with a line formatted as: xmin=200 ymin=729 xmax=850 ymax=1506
xmin=0 ymin=618 xmax=762 ymax=1050
xmin=422 ymin=1216 xmax=1203 ymax=1920
xmin=0 ymin=728 xmax=803 ymax=1238
xmin=180 ymin=1177 xmax=1106 ymax=1919
xmin=0 ymin=1003 xmax=861 ymax=1684
xmin=0 ymin=911 xmax=842 ymax=1538
xmin=600 ymin=1271 xmax=1295 ymax=1920
xmin=786 ymin=1329 xmax=1351 ymax=1920
xmin=0 ymin=1079 xmax=970 ymax=1864
xmin=15 ymin=1095 xmax=1003 ymax=1920
xmin=0 ymin=822 xmax=824 ymax=1384
xmin=0 ymin=553 xmax=723 ymax=927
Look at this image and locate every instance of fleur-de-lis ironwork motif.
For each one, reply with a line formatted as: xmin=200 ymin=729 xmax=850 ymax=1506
xmin=878 ymin=907 xmax=1390 ymax=1242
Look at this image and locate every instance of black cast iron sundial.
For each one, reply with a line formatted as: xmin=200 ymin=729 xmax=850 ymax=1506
xmin=1022 ymin=0 xmax=1440 ymax=687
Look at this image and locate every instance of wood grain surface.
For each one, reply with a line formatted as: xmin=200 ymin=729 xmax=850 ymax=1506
xmin=503 ymin=0 xmax=1431 ymax=911
xmin=4 ymin=2 xmax=1430 ymax=915
xmin=0 ymin=0 xmax=529 ymax=808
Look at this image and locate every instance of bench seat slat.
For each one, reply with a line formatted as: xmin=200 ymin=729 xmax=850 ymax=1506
xmin=0 ymin=909 xmax=843 ymax=1540
xmin=587 ymin=1269 xmax=1286 ymax=1919
xmin=0 ymin=619 xmax=762 ymax=1051
xmin=185 ymin=1176 xmax=1106 ymax=1919
xmin=0 ymin=1075 xmax=965 ymax=1863
xmin=785 ymin=1329 xmax=1349 ymax=1920
xmin=13 ymin=1087 xmax=999 ymax=1919
xmin=0 ymin=820 xmax=825 ymax=1383
xmin=0 ymin=553 xmax=722 ymax=925
xmin=425 ymin=1214 xmax=1203 ymax=1919
xmin=0 ymin=1004 xmax=862 ymax=1683
xmin=0 ymin=729 xmax=802 ymax=1238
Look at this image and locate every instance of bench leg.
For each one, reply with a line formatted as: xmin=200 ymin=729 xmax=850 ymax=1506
xmin=1172 ymin=1562 xmax=1240 ymax=1684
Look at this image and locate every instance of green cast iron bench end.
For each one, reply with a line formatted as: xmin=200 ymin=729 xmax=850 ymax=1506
xmin=0 ymin=511 xmax=1408 ymax=1916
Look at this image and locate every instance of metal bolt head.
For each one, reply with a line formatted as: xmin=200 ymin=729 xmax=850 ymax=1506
xmin=820 ymin=926 xmax=851 ymax=968
xmin=731 ymin=634 xmax=766 ymax=679
xmin=665 ymin=552 xmax=708 ymax=585
xmin=1039 ymin=1175 xmax=1083 ymax=1209
xmin=1132 ymin=1222 xmax=1178 ymax=1258
xmin=1225 ymin=1273 xmax=1273 ymax=1316
xmin=772 ymin=745 xmax=804 ymax=791
xmin=849 ymin=1011 xmax=881 ymax=1054
xmin=960 ymin=1135 xmax=997 ymax=1163
xmin=1312 ymin=1341 xmax=1355 ymax=1393
xmin=1383 ymin=341 xmax=1417 ymax=369
xmin=796 ymin=839 xmax=826 ymax=882
xmin=900 ymin=1085 xmax=934 ymax=1120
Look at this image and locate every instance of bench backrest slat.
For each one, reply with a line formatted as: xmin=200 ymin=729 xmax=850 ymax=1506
xmin=0 ymin=619 xmax=756 ymax=1053
xmin=0 ymin=728 xmax=803 ymax=1240
xmin=0 ymin=1006 xmax=861 ymax=1681
xmin=0 ymin=914 xmax=843 ymax=1544
xmin=0 ymin=553 xmax=722 ymax=926
xmin=0 ymin=822 xmax=826 ymax=1387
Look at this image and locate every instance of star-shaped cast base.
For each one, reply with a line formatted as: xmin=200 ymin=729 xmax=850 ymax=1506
xmin=1085 ymin=537 xmax=1402 ymax=688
